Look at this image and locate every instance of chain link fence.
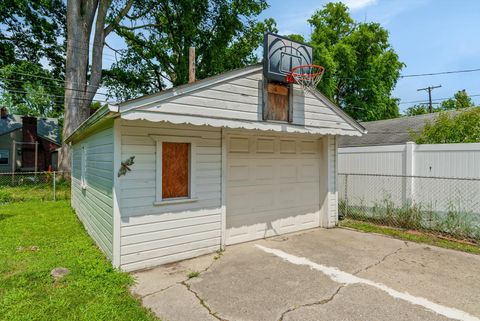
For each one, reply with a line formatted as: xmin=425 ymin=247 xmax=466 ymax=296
xmin=338 ymin=173 xmax=480 ymax=243
xmin=0 ymin=171 xmax=71 ymax=202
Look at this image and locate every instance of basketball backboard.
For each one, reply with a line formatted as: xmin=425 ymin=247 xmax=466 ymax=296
xmin=263 ymin=33 xmax=313 ymax=83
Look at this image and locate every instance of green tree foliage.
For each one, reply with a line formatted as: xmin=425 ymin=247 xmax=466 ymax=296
xmin=104 ymin=0 xmax=277 ymax=101
xmin=404 ymin=104 xmax=430 ymax=116
xmin=0 ymin=0 xmax=66 ymax=117
xmin=440 ymin=89 xmax=474 ymax=110
xmin=403 ymin=90 xmax=475 ymax=117
xmin=411 ymin=108 xmax=480 ymax=144
xmin=0 ymin=62 xmax=64 ymax=117
xmin=309 ymin=2 xmax=404 ymax=121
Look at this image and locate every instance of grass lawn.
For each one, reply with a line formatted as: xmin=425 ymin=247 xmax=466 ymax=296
xmin=340 ymin=219 xmax=480 ymax=255
xmin=0 ymin=200 xmax=157 ymax=321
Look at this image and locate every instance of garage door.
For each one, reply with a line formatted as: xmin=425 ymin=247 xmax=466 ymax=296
xmin=226 ymin=135 xmax=321 ymax=245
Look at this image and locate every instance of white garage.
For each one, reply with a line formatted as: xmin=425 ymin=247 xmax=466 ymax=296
xmin=226 ymin=134 xmax=322 ymax=245
xmin=67 ymin=64 xmax=365 ymax=271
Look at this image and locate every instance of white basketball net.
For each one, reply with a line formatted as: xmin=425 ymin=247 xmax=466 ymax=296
xmin=287 ymin=65 xmax=325 ymax=93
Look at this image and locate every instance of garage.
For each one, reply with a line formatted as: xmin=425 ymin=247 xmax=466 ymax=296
xmin=226 ymin=133 xmax=322 ymax=245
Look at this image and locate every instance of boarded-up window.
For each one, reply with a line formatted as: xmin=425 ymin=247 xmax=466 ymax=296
xmin=162 ymin=142 xmax=189 ymax=199
xmin=265 ymin=83 xmax=290 ymax=121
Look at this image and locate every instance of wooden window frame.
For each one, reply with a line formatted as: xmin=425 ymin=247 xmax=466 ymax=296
xmin=151 ymin=136 xmax=197 ymax=206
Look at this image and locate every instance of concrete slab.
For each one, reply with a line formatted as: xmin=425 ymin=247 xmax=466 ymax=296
xmin=131 ymin=253 xmax=216 ymax=298
xmin=188 ymin=241 xmax=340 ymax=321
xmin=131 ymin=228 xmax=480 ymax=321
xmin=142 ymin=284 xmax=218 ymax=321
xmin=358 ymin=240 xmax=480 ymax=316
xmin=283 ymin=283 xmax=453 ymax=321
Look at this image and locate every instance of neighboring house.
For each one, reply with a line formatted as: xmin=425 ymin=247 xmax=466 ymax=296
xmin=338 ymin=110 xmax=463 ymax=147
xmin=65 ymin=64 xmax=366 ymax=271
xmin=0 ymin=108 xmax=61 ymax=172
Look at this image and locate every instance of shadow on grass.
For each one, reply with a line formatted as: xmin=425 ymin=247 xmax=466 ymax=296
xmin=0 ymin=213 xmax=13 ymax=221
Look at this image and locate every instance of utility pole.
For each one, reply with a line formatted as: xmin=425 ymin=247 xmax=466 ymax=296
xmin=417 ymin=85 xmax=442 ymax=113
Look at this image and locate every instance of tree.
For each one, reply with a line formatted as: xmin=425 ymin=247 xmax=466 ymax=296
xmin=309 ymin=2 xmax=404 ymax=121
xmin=0 ymin=0 xmax=66 ymax=117
xmin=440 ymin=89 xmax=474 ymax=110
xmin=0 ymin=0 xmax=66 ymax=75
xmin=0 ymin=61 xmax=64 ymax=118
xmin=411 ymin=108 xmax=480 ymax=144
xmin=404 ymin=104 xmax=430 ymax=116
xmin=60 ymin=0 xmax=134 ymax=171
xmin=104 ymin=0 xmax=276 ymax=101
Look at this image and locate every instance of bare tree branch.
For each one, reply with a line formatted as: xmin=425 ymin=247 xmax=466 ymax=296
xmin=105 ymin=0 xmax=134 ymax=36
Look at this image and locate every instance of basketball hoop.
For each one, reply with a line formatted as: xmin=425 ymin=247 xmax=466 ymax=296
xmin=286 ymin=64 xmax=325 ymax=92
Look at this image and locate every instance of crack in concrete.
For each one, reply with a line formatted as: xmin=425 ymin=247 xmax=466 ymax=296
xmin=181 ymin=280 xmax=228 ymax=321
xmin=136 ymin=251 xmax=223 ymax=301
xmin=278 ymin=285 xmax=346 ymax=321
xmin=140 ymin=284 xmax=177 ymax=299
xmin=354 ymin=246 xmax=404 ymax=275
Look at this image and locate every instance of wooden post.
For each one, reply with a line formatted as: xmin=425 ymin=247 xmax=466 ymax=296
xmin=188 ymin=47 xmax=196 ymax=83
xmin=34 ymin=142 xmax=38 ymax=179
xmin=11 ymin=141 xmax=15 ymax=184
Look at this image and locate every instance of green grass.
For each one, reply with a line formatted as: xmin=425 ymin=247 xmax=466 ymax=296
xmin=340 ymin=219 xmax=480 ymax=255
xmin=0 ymin=200 xmax=157 ymax=321
xmin=0 ymin=183 xmax=71 ymax=203
xmin=187 ymin=271 xmax=200 ymax=279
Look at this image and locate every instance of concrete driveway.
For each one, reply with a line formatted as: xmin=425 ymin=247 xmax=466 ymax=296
xmin=131 ymin=228 xmax=480 ymax=321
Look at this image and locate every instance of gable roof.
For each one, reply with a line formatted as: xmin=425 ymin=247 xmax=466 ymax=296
xmin=0 ymin=115 xmax=61 ymax=145
xmin=338 ymin=109 xmax=467 ymax=147
xmin=67 ymin=64 xmax=366 ymax=143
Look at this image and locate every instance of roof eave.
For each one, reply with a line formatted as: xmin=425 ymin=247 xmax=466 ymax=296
xmin=64 ymin=104 xmax=119 ymax=144
xmin=308 ymin=89 xmax=367 ymax=135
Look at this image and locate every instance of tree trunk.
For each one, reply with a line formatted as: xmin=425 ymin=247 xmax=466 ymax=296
xmin=59 ymin=0 xmax=133 ymax=172
xmin=59 ymin=0 xmax=97 ymax=172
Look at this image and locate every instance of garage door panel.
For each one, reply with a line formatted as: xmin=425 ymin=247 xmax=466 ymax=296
xmin=226 ymin=206 xmax=319 ymax=245
xmin=226 ymin=135 xmax=321 ymax=245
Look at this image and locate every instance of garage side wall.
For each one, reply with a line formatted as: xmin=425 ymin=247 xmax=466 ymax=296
xmin=118 ymin=120 xmax=222 ymax=271
xmin=71 ymin=121 xmax=114 ymax=259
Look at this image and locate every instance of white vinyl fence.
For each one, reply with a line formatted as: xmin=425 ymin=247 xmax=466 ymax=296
xmin=338 ymin=142 xmax=480 ymax=240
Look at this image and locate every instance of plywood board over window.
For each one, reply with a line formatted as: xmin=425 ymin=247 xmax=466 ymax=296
xmin=162 ymin=142 xmax=189 ymax=199
xmin=151 ymin=135 xmax=197 ymax=205
xmin=264 ymin=82 xmax=291 ymax=122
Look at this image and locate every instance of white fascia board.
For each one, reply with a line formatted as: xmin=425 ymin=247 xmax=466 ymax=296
xmin=121 ymin=110 xmax=362 ymax=137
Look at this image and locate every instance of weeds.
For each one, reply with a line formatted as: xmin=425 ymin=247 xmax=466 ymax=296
xmin=187 ymin=271 xmax=200 ymax=279
xmin=340 ymin=195 xmax=480 ymax=243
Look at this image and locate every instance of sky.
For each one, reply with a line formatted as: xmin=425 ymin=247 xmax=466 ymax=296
xmin=255 ymin=0 xmax=480 ymax=112
xmin=101 ymin=0 xmax=480 ymax=112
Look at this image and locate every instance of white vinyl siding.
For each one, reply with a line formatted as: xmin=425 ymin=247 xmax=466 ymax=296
xmin=71 ymin=122 xmax=114 ymax=259
xmin=118 ymin=120 xmax=222 ymax=271
xmin=134 ymin=71 xmax=359 ymax=136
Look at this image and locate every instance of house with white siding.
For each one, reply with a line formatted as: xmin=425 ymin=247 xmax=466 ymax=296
xmin=65 ymin=63 xmax=365 ymax=271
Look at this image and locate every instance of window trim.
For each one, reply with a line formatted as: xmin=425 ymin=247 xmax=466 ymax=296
xmin=0 ymin=149 xmax=9 ymax=165
xmin=151 ymin=136 xmax=197 ymax=206
xmin=80 ymin=145 xmax=87 ymax=189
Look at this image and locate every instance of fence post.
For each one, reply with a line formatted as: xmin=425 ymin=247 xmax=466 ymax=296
xmin=344 ymin=174 xmax=348 ymax=218
xmin=405 ymin=142 xmax=416 ymax=204
xmin=53 ymin=171 xmax=56 ymax=201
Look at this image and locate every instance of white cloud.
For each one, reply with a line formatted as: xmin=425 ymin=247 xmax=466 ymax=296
xmin=342 ymin=0 xmax=378 ymax=10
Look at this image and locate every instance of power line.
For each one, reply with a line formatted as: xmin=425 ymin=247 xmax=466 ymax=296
xmin=400 ymin=68 xmax=480 ymax=78
xmin=399 ymin=94 xmax=480 ymax=105
xmin=0 ymin=88 xmax=114 ymax=104
xmin=0 ymin=77 xmax=109 ymax=97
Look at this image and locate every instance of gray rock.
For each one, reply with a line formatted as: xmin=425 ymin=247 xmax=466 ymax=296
xmin=51 ymin=267 xmax=70 ymax=280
